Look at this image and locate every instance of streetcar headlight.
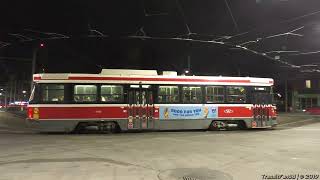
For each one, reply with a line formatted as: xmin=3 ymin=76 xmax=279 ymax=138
xmin=33 ymin=108 xmax=39 ymax=120
xmin=28 ymin=107 xmax=39 ymax=120
xmin=28 ymin=107 xmax=33 ymax=119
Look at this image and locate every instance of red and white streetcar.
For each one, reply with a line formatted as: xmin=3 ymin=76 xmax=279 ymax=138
xmin=26 ymin=69 xmax=277 ymax=132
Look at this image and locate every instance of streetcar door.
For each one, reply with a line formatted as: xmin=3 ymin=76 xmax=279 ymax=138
xmin=251 ymin=87 xmax=273 ymax=127
xmin=127 ymin=85 xmax=154 ymax=130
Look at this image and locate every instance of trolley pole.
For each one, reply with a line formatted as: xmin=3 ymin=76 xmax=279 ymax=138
xmin=31 ymin=47 xmax=38 ymax=91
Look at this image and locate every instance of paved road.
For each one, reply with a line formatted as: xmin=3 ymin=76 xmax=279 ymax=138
xmin=0 ymin=111 xmax=319 ymax=180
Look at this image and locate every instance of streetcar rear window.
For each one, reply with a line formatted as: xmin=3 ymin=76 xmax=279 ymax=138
xmin=101 ymin=85 xmax=123 ymax=103
xmin=251 ymin=86 xmax=272 ymax=104
xmin=158 ymin=86 xmax=179 ymax=103
xmin=74 ymin=85 xmax=97 ymax=102
xmin=182 ymin=86 xmax=202 ymax=103
xmin=227 ymin=86 xmax=246 ymax=103
xmin=41 ymin=84 xmax=64 ymax=102
xmin=206 ymin=86 xmax=224 ymax=103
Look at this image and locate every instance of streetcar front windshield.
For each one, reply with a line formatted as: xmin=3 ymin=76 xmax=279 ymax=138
xmin=28 ymin=83 xmax=40 ymax=104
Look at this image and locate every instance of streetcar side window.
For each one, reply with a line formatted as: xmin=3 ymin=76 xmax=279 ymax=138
xmin=40 ymin=84 xmax=65 ymax=102
xmin=101 ymin=85 xmax=123 ymax=103
xmin=158 ymin=86 xmax=179 ymax=103
xmin=205 ymin=86 xmax=224 ymax=103
xmin=73 ymin=85 xmax=97 ymax=102
xmin=182 ymin=86 xmax=202 ymax=103
xmin=227 ymin=86 xmax=246 ymax=103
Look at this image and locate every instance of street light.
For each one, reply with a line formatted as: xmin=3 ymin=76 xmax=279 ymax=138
xmin=22 ymin=90 xmax=27 ymax=94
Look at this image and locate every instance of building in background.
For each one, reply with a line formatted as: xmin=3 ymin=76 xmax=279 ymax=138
xmin=1 ymin=75 xmax=30 ymax=107
xmin=291 ymin=74 xmax=320 ymax=111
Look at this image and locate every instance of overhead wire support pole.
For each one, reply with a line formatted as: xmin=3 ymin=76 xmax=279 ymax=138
xmin=175 ymin=0 xmax=193 ymax=73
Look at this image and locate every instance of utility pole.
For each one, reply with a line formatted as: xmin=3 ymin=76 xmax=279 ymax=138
xmin=13 ymin=80 xmax=17 ymax=102
xmin=285 ymin=79 xmax=288 ymax=112
xmin=4 ymin=85 xmax=7 ymax=108
xmin=9 ymin=79 xmax=13 ymax=103
xmin=187 ymin=55 xmax=191 ymax=71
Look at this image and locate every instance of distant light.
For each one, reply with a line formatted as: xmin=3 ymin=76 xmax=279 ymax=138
xmin=40 ymin=43 xmax=45 ymax=48
xmin=185 ymin=70 xmax=189 ymax=74
xmin=0 ymin=93 xmax=2 ymax=96
xmin=14 ymin=101 xmax=28 ymax=105
xmin=22 ymin=90 xmax=27 ymax=94
xmin=0 ymin=88 xmax=3 ymax=91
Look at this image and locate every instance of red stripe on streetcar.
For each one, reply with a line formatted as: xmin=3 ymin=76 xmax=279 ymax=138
xmin=37 ymin=106 xmax=160 ymax=120
xmin=218 ymin=106 xmax=252 ymax=118
xmin=34 ymin=76 xmax=41 ymax=80
xmin=39 ymin=107 xmax=127 ymax=119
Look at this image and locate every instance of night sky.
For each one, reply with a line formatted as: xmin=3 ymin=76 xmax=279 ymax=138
xmin=1 ymin=0 xmax=320 ymax=83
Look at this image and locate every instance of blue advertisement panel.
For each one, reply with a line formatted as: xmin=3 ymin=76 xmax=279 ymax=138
xmin=159 ymin=106 xmax=218 ymax=120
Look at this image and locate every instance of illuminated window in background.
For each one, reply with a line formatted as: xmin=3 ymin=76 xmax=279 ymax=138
xmin=305 ymin=80 xmax=311 ymax=89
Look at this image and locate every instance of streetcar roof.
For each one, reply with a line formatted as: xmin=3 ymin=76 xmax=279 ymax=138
xmin=32 ymin=69 xmax=274 ymax=86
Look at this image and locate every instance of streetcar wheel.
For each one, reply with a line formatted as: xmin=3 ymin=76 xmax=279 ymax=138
xmin=238 ymin=121 xmax=248 ymax=130
xmin=73 ymin=122 xmax=89 ymax=134
xmin=208 ymin=121 xmax=219 ymax=131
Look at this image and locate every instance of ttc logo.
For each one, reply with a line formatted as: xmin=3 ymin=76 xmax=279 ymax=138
xmin=223 ymin=109 xmax=234 ymax=114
